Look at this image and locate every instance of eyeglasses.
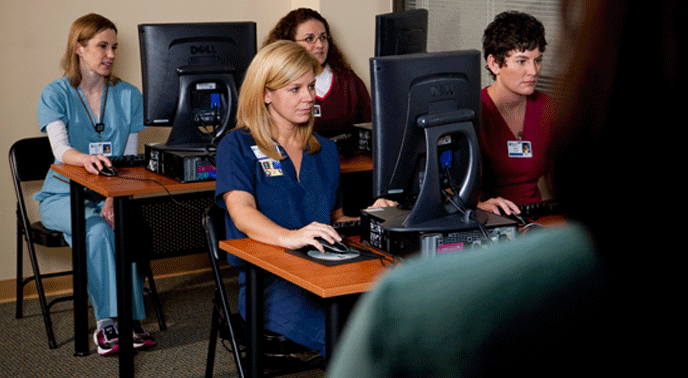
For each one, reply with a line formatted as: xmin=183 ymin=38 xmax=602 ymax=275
xmin=295 ymin=34 xmax=330 ymax=45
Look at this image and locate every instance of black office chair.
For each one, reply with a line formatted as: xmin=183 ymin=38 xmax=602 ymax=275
xmin=202 ymin=203 xmax=325 ymax=377
xmin=203 ymin=203 xmax=245 ymax=378
xmin=9 ymin=136 xmax=166 ymax=349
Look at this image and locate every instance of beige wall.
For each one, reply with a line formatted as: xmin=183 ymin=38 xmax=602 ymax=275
xmin=0 ymin=0 xmax=392 ymax=290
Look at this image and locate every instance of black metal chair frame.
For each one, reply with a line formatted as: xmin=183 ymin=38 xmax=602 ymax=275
xmin=9 ymin=136 xmax=166 ymax=349
xmin=202 ymin=202 xmax=328 ymax=377
xmin=203 ymin=203 xmax=245 ymax=378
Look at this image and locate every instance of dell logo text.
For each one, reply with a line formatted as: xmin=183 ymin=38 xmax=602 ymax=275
xmin=190 ymin=45 xmax=218 ymax=54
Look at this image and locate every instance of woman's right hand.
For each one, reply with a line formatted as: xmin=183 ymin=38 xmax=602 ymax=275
xmin=61 ymin=148 xmax=111 ymax=175
xmin=281 ymin=222 xmax=342 ymax=253
xmin=477 ymin=197 xmax=520 ymax=216
xmin=81 ymin=154 xmax=111 ymax=175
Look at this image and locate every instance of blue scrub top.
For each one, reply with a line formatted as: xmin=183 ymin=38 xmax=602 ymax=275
xmin=35 ymin=77 xmax=145 ymax=200
xmin=215 ymin=128 xmax=343 ymax=268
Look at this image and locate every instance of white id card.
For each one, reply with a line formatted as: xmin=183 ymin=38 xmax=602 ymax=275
xmin=507 ymin=140 xmax=533 ymax=158
xmin=89 ymin=142 xmax=113 ymax=156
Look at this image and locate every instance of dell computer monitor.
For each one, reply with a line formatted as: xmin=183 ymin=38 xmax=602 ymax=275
xmin=375 ymin=9 xmax=428 ymax=57
xmin=138 ymin=22 xmax=257 ymax=149
xmin=370 ymin=50 xmax=482 ymax=230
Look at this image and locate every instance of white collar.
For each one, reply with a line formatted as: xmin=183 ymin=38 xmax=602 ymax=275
xmin=315 ymin=64 xmax=333 ymax=98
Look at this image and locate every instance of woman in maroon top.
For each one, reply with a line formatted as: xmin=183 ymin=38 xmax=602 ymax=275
xmin=263 ymin=8 xmax=371 ymax=139
xmin=478 ymin=11 xmax=556 ymax=215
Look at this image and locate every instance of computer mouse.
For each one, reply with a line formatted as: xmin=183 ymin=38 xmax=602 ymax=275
xmin=499 ymin=207 xmax=526 ymax=226
xmin=314 ymin=236 xmax=349 ymax=254
xmin=97 ymin=164 xmax=118 ymax=177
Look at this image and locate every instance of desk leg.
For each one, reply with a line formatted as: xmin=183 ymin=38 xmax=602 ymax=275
xmin=246 ymin=264 xmax=263 ymax=378
xmin=325 ymin=298 xmax=341 ymax=362
xmin=70 ymin=181 xmax=89 ymax=356
xmin=114 ymin=197 xmax=134 ymax=377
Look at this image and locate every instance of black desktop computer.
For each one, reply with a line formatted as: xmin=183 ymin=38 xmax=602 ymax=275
xmin=360 ymin=207 xmax=518 ymax=258
xmin=145 ymin=143 xmax=216 ymax=183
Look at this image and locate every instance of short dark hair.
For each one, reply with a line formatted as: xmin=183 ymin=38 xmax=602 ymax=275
xmin=482 ymin=11 xmax=547 ymax=79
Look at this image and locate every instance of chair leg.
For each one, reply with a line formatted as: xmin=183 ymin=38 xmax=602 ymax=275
xmin=142 ymin=262 xmax=167 ymax=331
xmin=23 ymin=237 xmax=59 ymax=349
xmin=16 ymin=221 xmax=24 ymax=319
xmin=205 ymin=304 xmax=220 ymax=378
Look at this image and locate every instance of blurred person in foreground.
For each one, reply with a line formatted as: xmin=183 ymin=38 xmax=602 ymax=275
xmin=326 ymin=1 xmax=676 ymax=376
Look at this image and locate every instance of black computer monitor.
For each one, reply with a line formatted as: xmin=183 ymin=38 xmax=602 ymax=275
xmin=138 ymin=22 xmax=256 ymax=149
xmin=375 ymin=9 xmax=428 ymax=57
xmin=370 ymin=50 xmax=482 ymax=230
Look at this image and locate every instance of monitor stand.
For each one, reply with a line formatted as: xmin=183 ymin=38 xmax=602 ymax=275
xmin=402 ymin=109 xmax=480 ymax=232
xmin=166 ymin=64 xmax=237 ymax=149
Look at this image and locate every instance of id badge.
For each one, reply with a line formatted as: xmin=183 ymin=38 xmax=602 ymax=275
xmin=507 ymin=140 xmax=533 ymax=158
xmin=89 ymin=142 xmax=113 ymax=157
xmin=313 ymin=104 xmax=321 ymax=117
xmin=261 ymin=160 xmax=283 ymax=177
xmin=251 ymin=145 xmax=283 ymax=177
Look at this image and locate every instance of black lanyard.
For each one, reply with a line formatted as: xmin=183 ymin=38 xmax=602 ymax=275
xmin=77 ymin=85 xmax=108 ymax=141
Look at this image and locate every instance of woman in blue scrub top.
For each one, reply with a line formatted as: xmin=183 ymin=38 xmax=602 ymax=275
xmin=215 ymin=40 xmax=392 ymax=356
xmin=34 ymin=13 xmax=154 ymax=356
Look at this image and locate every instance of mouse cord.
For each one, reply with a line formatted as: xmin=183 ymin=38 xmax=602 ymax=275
xmin=115 ymin=175 xmax=205 ymax=213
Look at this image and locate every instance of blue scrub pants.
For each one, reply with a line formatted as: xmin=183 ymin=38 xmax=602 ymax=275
xmin=38 ymin=191 xmax=147 ymax=321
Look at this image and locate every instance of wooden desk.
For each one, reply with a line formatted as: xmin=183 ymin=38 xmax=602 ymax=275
xmin=50 ymin=165 xmax=214 ymax=377
xmin=51 ymin=154 xmax=368 ymax=376
xmin=339 ymin=154 xmax=372 ymax=174
xmin=219 ymin=237 xmax=389 ymax=377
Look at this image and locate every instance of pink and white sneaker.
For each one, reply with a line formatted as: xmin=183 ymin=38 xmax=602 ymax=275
xmin=93 ymin=324 xmax=119 ymax=356
xmin=132 ymin=321 xmax=156 ymax=350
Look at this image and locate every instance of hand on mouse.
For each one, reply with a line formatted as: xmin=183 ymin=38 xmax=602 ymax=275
xmin=82 ymin=154 xmax=113 ymax=175
xmin=282 ymin=222 xmax=341 ymax=253
xmin=477 ymin=197 xmax=520 ymax=216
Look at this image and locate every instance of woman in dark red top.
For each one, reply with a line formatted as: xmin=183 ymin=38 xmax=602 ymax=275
xmin=263 ymin=8 xmax=371 ymax=139
xmin=478 ymin=11 xmax=556 ymax=215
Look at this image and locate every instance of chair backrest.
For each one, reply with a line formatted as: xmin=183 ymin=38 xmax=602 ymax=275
xmin=203 ymin=202 xmax=227 ymax=262
xmin=9 ymin=137 xmax=56 ymax=228
xmin=9 ymin=137 xmax=55 ymax=184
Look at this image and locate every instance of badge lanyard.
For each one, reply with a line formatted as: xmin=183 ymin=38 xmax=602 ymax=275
xmin=77 ymin=85 xmax=108 ymax=141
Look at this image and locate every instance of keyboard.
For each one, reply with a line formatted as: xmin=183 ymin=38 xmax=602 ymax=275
xmin=109 ymin=154 xmax=147 ymax=168
xmin=518 ymin=199 xmax=561 ymax=220
xmin=332 ymin=219 xmax=362 ymax=237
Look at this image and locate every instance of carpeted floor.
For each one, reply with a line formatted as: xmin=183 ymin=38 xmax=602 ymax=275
xmin=1 ymin=270 xmax=325 ymax=378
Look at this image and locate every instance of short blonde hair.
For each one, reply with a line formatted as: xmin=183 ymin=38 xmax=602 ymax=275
xmin=61 ymin=13 xmax=120 ymax=88
xmin=236 ymin=40 xmax=323 ymax=160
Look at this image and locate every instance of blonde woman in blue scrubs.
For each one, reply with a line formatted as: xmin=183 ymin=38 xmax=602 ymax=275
xmin=215 ymin=40 xmax=392 ymax=356
xmin=35 ymin=13 xmax=154 ymax=356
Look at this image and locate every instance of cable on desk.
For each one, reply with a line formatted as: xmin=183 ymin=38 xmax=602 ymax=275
xmin=349 ymin=239 xmax=403 ymax=267
xmin=115 ymin=174 xmax=207 ymax=213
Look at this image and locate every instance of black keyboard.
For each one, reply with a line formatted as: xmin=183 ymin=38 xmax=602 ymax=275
xmin=518 ymin=199 xmax=561 ymax=220
xmin=109 ymin=154 xmax=146 ymax=168
xmin=332 ymin=219 xmax=362 ymax=237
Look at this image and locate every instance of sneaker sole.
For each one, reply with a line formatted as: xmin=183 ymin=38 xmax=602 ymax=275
xmin=97 ymin=343 xmax=120 ymax=356
xmin=134 ymin=339 xmax=157 ymax=349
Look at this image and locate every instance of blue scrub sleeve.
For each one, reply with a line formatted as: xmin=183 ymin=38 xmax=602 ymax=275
xmin=37 ymin=84 xmax=70 ymax=131
xmin=215 ymin=131 xmax=258 ymax=206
